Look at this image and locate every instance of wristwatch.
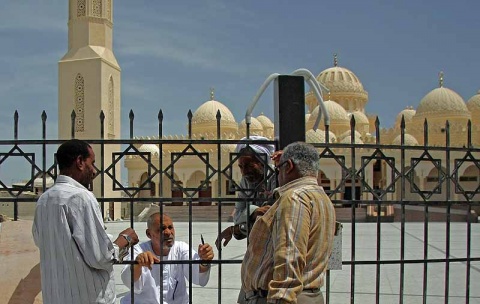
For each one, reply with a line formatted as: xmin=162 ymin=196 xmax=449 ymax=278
xmin=121 ymin=233 xmax=133 ymax=248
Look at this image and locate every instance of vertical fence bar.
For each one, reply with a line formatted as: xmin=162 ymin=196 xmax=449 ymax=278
xmin=71 ymin=110 xmax=76 ymax=139
xmin=216 ymin=110 xmax=223 ymax=304
xmin=444 ymin=121 xmax=451 ymax=303
xmin=128 ymin=109 xmax=135 ymax=304
xmin=13 ymin=111 xmax=19 ymax=221
xmin=399 ymin=115 xmax=406 ymax=304
xmin=374 ymin=117 xmax=381 ymax=304
xmin=422 ymin=118 xmax=429 ymax=304
xmin=349 ymin=115 xmax=356 ymax=304
xmin=465 ymin=120 xmax=472 ymax=304
xmin=100 ymin=111 xmax=105 ymax=217
xmin=158 ymin=109 xmax=165 ymax=304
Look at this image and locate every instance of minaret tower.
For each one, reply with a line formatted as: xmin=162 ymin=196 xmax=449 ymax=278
xmin=59 ymin=0 xmax=121 ymax=219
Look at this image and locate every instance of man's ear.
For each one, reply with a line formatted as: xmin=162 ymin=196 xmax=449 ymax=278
xmin=285 ymin=159 xmax=295 ymax=174
xmin=146 ymin=229 xmax=151 ymax=239
xmin=75 ymin=155 xmax=84 ymax=170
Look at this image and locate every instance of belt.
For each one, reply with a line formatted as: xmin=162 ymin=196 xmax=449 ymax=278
xmin=245 ymin=288 xmax=320 ymax=300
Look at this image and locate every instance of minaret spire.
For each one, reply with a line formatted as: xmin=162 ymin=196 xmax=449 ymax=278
xmin=210 ymin=87 xmax=215 ymax=100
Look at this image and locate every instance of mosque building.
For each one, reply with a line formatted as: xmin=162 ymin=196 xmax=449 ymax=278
xmin=1 ymin=0 xmax=478 ymax=222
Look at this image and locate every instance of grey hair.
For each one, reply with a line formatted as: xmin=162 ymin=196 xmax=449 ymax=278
xmin=147 ymin=212 xmax=171 ymax=229
xmin=280 ymin=142 xmax=320 ymax=177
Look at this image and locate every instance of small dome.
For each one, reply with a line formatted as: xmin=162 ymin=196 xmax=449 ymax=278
xmin=239 ymin=117 xmax=264 ymax=136
xmin=395 ymin=107 xmax=416 ymax=126
xmin=256 ymin=113 xmax=274 ymax=129
xmin=392 ymin=134 xmax=418 ymax=146
xmin=307 ymin=100 xmax=350 ymax=127
xmin=467 ymin=90 xmax=480 ymax=112
xmin=306 ymin=129 xmax=326 ymax=143
xmin=316 ymin=66 xmax=366 ymax=94
xmin=340 ymin=135 xmax=363 ymax=144
xmin=349 ymin=111 xmax=369 ymax=125
xmin=138 ymin=144 xmax=159 ymax=155
xmin=339 ymin=130 xmax=363 ymax=141
xmin=416 ymin=87 xmax=469 ymax=116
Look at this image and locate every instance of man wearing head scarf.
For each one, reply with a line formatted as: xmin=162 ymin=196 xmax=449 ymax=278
xmin=216 ymin=136 xmax=276 ymax=249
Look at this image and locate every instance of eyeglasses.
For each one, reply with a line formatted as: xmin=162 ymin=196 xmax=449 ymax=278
xmin=274 ymin=159 xmax=290 ymax=174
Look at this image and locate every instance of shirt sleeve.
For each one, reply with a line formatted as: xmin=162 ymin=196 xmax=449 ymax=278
xmin=120 ymin=245 xmax=148 ymax=293
xmin=269 ymin=192 xmax=311 ymax=303
xmin=233 ymin=177 xmax=249 ymax=224
xmin=179 ymin=243 xmax=210 ymax=287
xmin=67 ymin=191 xmax=119 ymax=270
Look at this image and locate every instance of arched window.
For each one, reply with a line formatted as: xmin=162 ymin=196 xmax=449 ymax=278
xmin=74 ymin=74 xmax=85 ymax=132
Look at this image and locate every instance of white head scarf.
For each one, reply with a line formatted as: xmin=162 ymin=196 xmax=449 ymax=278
xmin=235 ymin=136 xmax=275 ymax=163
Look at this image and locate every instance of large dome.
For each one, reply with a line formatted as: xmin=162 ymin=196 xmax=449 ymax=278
xmin=191 ymin=99 xmax=238 ymax=135
xmin=415 ymin=87 xmax=469 ymax=116
xmin=392 ymin=134 xmax=418 ymax=146
xmin=316 ymin=66 xmax=366 ymax=94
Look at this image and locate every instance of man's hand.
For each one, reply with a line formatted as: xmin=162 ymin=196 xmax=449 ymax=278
xmin=271 ymin=150 xmax=283 ymax=166
xmin=215 ymin=226 xmax=234 ymax=250
xmin=198 ymin=243 xmax=214 ymax=261
xmin=135 ymin=251 xmax=160 ymax=270
xmin=251 ymin=205 xmax=270 ymax=219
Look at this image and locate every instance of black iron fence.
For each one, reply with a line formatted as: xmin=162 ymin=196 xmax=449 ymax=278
xmin=1 ymin=110 xmax=479 ymax=303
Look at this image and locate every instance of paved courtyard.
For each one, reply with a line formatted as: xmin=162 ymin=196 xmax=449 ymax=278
xmin=1 ymin=220 xmax=479 ymax=303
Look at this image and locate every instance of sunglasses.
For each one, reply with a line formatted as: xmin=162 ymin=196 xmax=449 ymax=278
xmin=274 ymin=159 xmax=290 ymax=174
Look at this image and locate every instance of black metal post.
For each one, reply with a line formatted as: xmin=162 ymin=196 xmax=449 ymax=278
xmin=274 ymin=75 xmax=305 ymax=149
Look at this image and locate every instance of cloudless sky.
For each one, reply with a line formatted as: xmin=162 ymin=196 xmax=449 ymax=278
xmin=0 ymin=0 xmax=479 ymax=182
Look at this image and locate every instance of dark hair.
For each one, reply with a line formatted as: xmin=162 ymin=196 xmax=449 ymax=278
xmin=56 ymin=139 xmax=92 ymax=171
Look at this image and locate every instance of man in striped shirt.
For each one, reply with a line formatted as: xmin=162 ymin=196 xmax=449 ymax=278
xmin=32 ymin=139 xmax=139 ymax=304
xmin=241 ymin=142 xmax=336 ymax=304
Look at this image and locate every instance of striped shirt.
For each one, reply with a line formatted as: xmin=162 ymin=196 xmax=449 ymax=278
xmin=241 ymin=176 xmax=336 ymax=303
xmin=32 ymin=175 xmax=120 ymax=304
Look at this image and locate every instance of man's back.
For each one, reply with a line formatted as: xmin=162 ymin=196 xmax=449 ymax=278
xmin=32 ymin=175 xmax=116 ymax=304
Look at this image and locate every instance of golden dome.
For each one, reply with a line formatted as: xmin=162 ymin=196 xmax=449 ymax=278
xmin=349 ymin=111 xmax=369 ymax=125
xmin=339 ymin=130 xmax=363 ymax=141
xmin=239 ymin=117 xmax=264 ymax=136
xmin=467 ymin=90 xmax=480 ymax=112
xmin=415 ymin=87 xmax=469 ymax=117
xmin=395 ymin=107 xmax=416 ymax=126
xmin=191 ymin=99 xmax=237 ymax=134
xmin=138 ymin=143 xmax=160 ymax=155
xmin=256 ymin=113 xmax=274 ymax=129
xmin=307 ymin=100 xmax=349 ymax=127
xmin=306 ymin=129 xmax=326 ymax=143
xmin=316 ymin=66 xmax=367 ymax=95
xmin=392 ymin=134 xmax=418 ymax=146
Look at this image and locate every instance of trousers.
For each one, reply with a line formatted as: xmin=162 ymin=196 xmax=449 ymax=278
xmin=244 ymin=289 xmax=324 ymax=304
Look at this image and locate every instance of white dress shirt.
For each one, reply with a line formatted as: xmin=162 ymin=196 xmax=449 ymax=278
xmin=120 ymin=241 xmax=210 ymax=304
xmin=32 ymin=175 xmax=120 ymax=304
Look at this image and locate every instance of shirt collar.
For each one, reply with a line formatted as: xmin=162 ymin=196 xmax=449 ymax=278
xmin=56 ymin=175 xmax=88 ymax=190
xmin=273 ymin=176 xmax=318 ymax=199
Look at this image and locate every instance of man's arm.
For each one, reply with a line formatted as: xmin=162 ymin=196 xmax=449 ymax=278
xmin=269 ymin=194 xmax=311 ymax=303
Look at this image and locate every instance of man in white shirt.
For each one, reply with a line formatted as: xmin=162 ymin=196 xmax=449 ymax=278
xmin=32 ymin=139 xmax=139 ymax=304
xmin=121 ymin=212 xmax=214 ymax=304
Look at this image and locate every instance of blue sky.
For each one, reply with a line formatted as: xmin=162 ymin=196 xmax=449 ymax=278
xmin=0 ymin=0 xmax=479 ymax=183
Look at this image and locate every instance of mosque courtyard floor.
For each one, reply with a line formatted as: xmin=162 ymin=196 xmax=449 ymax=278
xmin=1 ymin=220 xmax=479 ymax=303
